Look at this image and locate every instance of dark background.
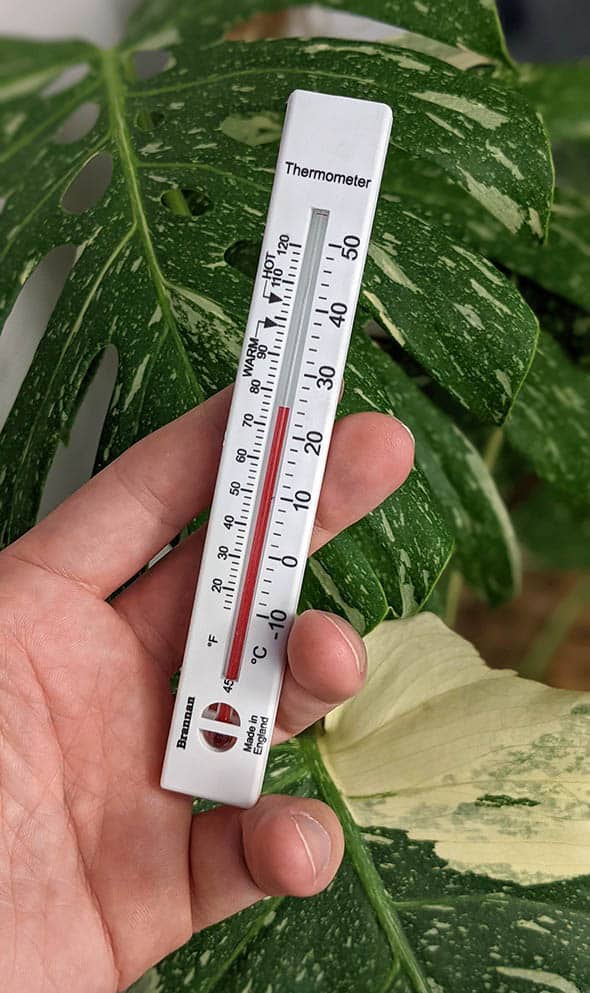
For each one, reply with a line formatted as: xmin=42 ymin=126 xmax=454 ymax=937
xmin=499 ymin=0 xmax=590 ymax=59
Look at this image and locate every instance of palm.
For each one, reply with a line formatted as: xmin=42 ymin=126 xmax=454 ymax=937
xmin=2 ymin=562 xmax=192 ymax=992
xmin=0 ymin=389 xmax=412 ymax=992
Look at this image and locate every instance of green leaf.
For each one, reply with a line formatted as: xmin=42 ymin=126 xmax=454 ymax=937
xmin=0 ymin=6 xmax=550 ymax=617
xmin=515 ymin=61 xmax=590 ymax=198
xmin=384 ymin=153 xmax=590 ymax=317
xmin=518 ymin=60 xmax=590 ymax=145
xmin=131 ymin=614 xmax=590 ymax=993
xmin=364 ymin=198 xmax=540 ymax=424
xmin=484 ymin=187 xmax=590 ymax=317
xmin=125 ymin=0 xmax=512 ymax=65
xmin=339 ymin=327 xmax=520 ymax=605
xmin=516 ymin=278 xmax=590 ymax=371
xmin=506 ymin=330 xmax=590 ymax=511
xmin=514 ymin=482 xmax=590 ymax=571
xmin=126 ymin=36 xmax=551 ymax=236
xmin=301 ymin=328 xmax=454 ymax=624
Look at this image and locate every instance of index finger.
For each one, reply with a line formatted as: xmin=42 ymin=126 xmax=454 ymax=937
xmin=4 ymin=388 xmax=232 ymax=597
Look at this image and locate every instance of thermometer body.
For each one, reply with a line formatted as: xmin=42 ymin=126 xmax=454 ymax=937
xmin=161 ymin=89 xmax=392 ymax=807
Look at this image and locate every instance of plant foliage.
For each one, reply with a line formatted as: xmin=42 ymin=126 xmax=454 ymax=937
xmin=132 ymin=615 xmax=590 ymax=993
xmin=1 ymin=0 xmax=590 ymax=989
xmin=0 ymin=0 xmax=562 ymax=623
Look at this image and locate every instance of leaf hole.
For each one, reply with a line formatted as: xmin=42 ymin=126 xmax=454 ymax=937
xmin=160 ymin=187 xmax=212 ymax=218
xmin=224 ymin=239 xmax=261 ymax=280
xmin=53 ymin=101 xmax=101 ymax=145
xmin=37 ymin=346 xmax=119 ymax=520
xmin=61 ymin=151 xmax=113 ymax=215
xmin=42 ymin=63 xmax=90 ymax=98
xmin=132 ymin=49 xmax=176 ymax=81
xmin=0 ymin=245 xmax=77 ymax=432
xmin=135 ymin=108 xmax=165 ymax=132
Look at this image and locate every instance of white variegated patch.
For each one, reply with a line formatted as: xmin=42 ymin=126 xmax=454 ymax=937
xmin=322 ymin=614 xmax=590 ymax=885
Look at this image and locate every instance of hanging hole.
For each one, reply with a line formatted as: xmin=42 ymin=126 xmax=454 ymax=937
xmin=200 ymin=702 xmax=240 ymax=752
xmin=61 ymin=151 xmax=113 ymax=215
xmin=0 ymin=245 xmax=77 ymax=432
xmin=42 ymin=63 xmax=90 ymax=98
xmin=136 ymin=108 xmax=165 ymax=131
xmin=53 ymin=101 xmax=101 ymax=144
xmin=224 ymin=239 xmax=261 ymax=280
xmin=160 ymin=187 xmax=212 ymax=218
xmin=37 ymin=346 xmax=119 ymax=520
xmin=132 ymin=50 xmax=175 ymax=81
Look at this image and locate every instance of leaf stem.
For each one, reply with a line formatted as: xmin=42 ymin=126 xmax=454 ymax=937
xmin=443 ymin=427 xmax=505 ymax=628
xmin=443 ymin=569 xmax=463 ymax=628
xmin=519 ymin=573 xmax=590 ymax=682
xmin=302 ymin=732 xmax=431 ymax=993
xmin=161 ymin=187 xmax=193 ymax=217
xmin=482 ymin=425 xmax=504 ymax=471
xmin=100 ymin=48 xmax=204 ymax=407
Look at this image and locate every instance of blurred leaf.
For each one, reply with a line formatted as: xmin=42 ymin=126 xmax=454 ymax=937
xmin=517 ymin=59 xmax=590 ymax=144
xmin=514 ymin=483 xmax=590 ymax=570
xmin=506 ymin=331 xmax=590 ymax=511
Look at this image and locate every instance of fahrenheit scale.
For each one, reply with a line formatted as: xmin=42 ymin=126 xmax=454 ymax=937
xmin=162 ymin=90 xmax=392 ymax=807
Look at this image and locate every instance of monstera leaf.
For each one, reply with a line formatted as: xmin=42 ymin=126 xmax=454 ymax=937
xmin=0 ymin=0 xmax=552 ymax=618
xmin=382 ymin=155 xmax=590 ymax=511
xmin=131 ymin=613 xmax=590 ymax=993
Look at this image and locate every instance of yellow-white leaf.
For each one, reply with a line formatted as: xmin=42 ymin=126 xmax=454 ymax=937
xmin=322 ymin=613 xmax=590 ymax=885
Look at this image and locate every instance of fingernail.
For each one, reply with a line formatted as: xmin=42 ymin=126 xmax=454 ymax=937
xmin=322 ymin=612 xmax=367 ymax=676
xmin=291 ymin=813 xmax=332 ymax=879
xmin=393 ymin=417 xmax=415 ymax=447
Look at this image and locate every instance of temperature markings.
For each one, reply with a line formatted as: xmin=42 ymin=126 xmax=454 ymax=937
xmin=224 ymin=406 xmax=291 ymax=682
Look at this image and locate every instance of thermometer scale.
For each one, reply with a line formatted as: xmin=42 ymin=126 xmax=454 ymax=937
xmin=161 ymin=89 xmax=392 ymax=807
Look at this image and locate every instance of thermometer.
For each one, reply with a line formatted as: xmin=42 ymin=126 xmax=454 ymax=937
xmin=161 ymin=89 xmax=392 ymax=807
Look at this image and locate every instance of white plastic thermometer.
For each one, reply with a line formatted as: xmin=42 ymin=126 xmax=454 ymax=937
xmin=161 ymin=89 xmax=392 ymax=807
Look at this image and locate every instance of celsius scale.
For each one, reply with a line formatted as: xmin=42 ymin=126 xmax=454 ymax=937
xmin=162 ymin=89 xmax=392 ymax=807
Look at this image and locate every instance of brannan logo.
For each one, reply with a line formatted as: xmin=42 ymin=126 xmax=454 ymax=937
xmin=176 ymin=695 xmax=195 ymax=749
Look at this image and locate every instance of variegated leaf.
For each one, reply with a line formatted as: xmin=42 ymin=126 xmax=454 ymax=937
xmin=0 ymin=2 xmax=549 ymax=615
xmin=130 ymin=614 xmax=590 ymax=993
xmin=506 ymin=330 xmax=590 ymax=510
xmin=384 ymin=154 xmax=590 ymax=316
xmin=126 ymin=0 xmax=513 ymax=64
xmin=328 ymin=325 xmax=521 ymax=606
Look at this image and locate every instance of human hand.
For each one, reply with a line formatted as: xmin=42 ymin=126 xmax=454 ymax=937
xmin=0 ymin=387 xmax=413 ymax=992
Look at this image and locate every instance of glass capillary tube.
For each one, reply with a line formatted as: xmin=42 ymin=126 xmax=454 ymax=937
xmin=223 ymin=208 xmax=330 ymax=684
